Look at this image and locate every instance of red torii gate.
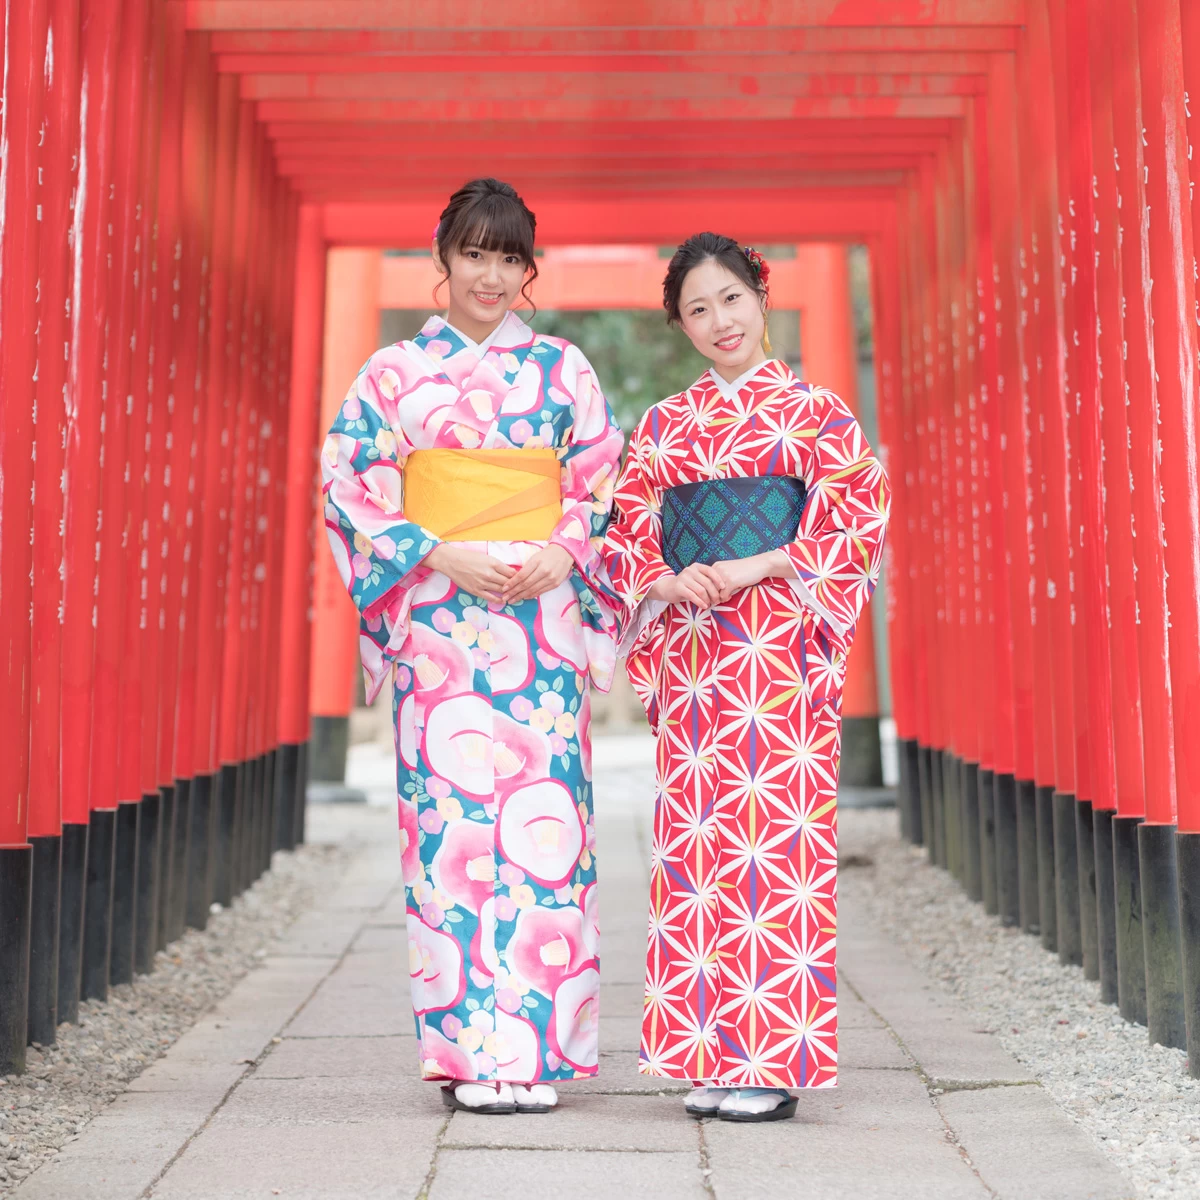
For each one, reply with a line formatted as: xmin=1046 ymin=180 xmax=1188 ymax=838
xmin=2 ymin=0 xmax=1199 ymax=1088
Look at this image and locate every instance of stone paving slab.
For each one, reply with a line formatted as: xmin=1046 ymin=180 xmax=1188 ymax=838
xmin=209 ymin=1073 xmax=430 ymax=1126
xmin=840 ymin=932 xmax=1038 ymax=1087
xmin=559 ymin=1051 xmax=690 ymax=1094
xmin=428 ymin=1149 xmax=709 ymax=1200
xmin=256 ymin=1035 xmax=418 ymax=1080
xmin=442 ymin=1093 xmax=694 ymax=1152
xmin=13 ymin=1091 xmax=219 ymax=1200
xmin=705 ymin=1119 xmax=989 ymax=1200
xmin=150 ymin=1119 xmax=443 ymax=1200
xmin=939 ymin=1086 xmax=1135 ymax=1199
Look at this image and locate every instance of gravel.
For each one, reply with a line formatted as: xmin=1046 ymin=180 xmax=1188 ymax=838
xmin=0 ymin=840 xmax=351 ymax=1196
xmin=839 ymin=808 xmax=1200 ymax=1200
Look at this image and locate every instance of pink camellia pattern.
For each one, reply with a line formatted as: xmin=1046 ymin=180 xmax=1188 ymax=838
xmin=322 ymin=311 xmax=622 ymax=1084
xmin=603 ymin=360 xmax=890 ymax=1089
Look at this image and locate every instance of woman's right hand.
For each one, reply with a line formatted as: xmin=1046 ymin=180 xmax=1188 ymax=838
xmin=647 ymin=563 xmax=725 ymax=609
xmin=425 ymin=544 xmax=516 ymax=602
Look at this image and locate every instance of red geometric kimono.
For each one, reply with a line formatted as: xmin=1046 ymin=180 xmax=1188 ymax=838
xmin=602 ymin=360 xmax=890 ymax=1088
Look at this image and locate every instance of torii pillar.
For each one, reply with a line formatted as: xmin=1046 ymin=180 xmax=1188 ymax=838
xmin=307 ymin=249 xmax=381 ymax=788
xmin=796 ymin=242 xmax=886 ymax=788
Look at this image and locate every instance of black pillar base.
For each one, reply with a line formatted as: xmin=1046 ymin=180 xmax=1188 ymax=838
xmin=134 ymin=792 xmax=160 ymax=974
xmin=294 ymin=740 xmax=308 ymax=847
xmin=156 ymin=784 xmax=175 ymax=952
xmin=215 ymin=763 xmax=237 ymax=906
xmin=1054 ymin=792 xmax=1082 ymax=966
xmin=1113 ymin=815 xmax=1147 ymax=1027
xmin=249 ymin=754 xmax=266 ymax=884
xmin=994 ymin=772 xmax=1019 ymax=927
xmin=1036 ymin=785 xmax=1058 ymax=954
xmin=234 ymin=758 xmax=251 ymax=894
xmin=168 ymin=778 xmax=192 ymax=944
xmin=962 ymin=762 xmax=982 ymax=903
xmin=1138 ymin=822 xmax=1187 ymax=1050
xmin=841 ymin=715 xmax=884 ymax=788
xmin=979 ymin=768 xmax=998 ymax=915
xmin=232 ymin=759 xmax=248 ymax=898
xmin=931 ymin=748 xmax=947 ymax=869
xmin=27 ymin=835 xmax=62 ymax=1047
xmin=186 ymin=774 xmax=214 ymax=931
xmin=900 ymin=738 xmax=923 ymax=845
xmin=0 ymin=845 xmax=33 ymax=1074
xmin=1016 ymin=779 xmax=1040 ymax=936
xmin=1094 ymin=808 xmax=1118 ymax=1005
xmin=943 ymin=752 xmax=961 ymax=883
xmin=262 ymin=749 xmax=278 ymax=875
xmin=56 ymin=822 xmax=88 ymax=1024
xmin=1176 ymin=831 xmax=1200 ymax=1077
xmin=81 ymin=808 xmax=117 ymax=1002
xmin=310 ymin=714 xmax=350 ymax=783
xmin=897 ymin=736 xmax=912 ymax=841
xmin=918 ymin=743 xmax=934 ymax=860
xmin=109 ymin=803 xmax=140 ymax=987
xmin=275 ymin=743 xmax=299 ymax=854
xmin=1076 ymin=799 xmax=1099 ymax=981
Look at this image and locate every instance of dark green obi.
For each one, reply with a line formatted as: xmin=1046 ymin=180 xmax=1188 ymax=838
xmin=661 ymin=475 xmax=809 ymax=572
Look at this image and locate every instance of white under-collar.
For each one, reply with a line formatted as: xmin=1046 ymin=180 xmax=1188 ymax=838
xmin=707 ymin=358 xmax=779 ymax=402
xmin=443 ymin=316 xmax=510 ymax=358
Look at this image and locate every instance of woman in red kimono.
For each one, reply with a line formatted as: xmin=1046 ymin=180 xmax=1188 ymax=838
xmin=602 ymin=233 xmax=890 ymax=1122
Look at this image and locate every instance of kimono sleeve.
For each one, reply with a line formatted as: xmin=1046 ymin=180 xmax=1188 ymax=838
xmin=547 ymin=344 xmax=624 ymax=621
xmin=320 ymin=354 xmax=442 ymax=701
xmin=601 ymin=413 xmax=675 ymax=658
xmin=782 ymin=385 xmax=891 ymax=652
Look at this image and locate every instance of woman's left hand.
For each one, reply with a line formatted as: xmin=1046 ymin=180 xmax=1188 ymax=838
xmin=711 ymin=550 xmax=787 ymax=601
xmin=501 ymin=544 xmax=574 ymax=603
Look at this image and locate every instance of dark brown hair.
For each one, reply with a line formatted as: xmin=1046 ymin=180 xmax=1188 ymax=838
xmin=434 ymin=178 xmax=539 ymax=312
xmin=662 ymin=231 xmax=767 ymax=325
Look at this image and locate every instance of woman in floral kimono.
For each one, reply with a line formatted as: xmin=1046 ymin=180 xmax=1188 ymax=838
xmin=322 ymin=179 xmax=622 ymax=1115
xmin=603 ymin=233 xmax=890 ymax=1122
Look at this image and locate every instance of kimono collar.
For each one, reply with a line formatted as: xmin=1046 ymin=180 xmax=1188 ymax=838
xmin=418 ymin=310 xmax=534 ymax=359
xmin=705 ymin=357 xmax=789 ymax=402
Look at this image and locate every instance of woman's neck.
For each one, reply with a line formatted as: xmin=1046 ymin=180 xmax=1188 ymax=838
xmin=445 ymin=304 xmax=508 ymax=347
xmin=711 ymin=345 xmax=769 ymax=385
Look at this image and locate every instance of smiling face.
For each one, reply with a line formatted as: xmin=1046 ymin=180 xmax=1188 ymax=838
xmin=435 ymin=240 xmax=530 ymax=343
xmin=676 ymin=257 xmax=768 ymax=382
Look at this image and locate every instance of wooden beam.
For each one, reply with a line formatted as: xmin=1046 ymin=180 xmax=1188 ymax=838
xmin=217 ymin=51 xmax=998 ymax=76
xmin=378 ymin=252 xmax=824 ymax=310
xmin=239 ymin=72 xmax=984 ymax=102
xmin=185 ymin=1 xmax=1026 ymax=32
xmin=322 ymin=192 xmax=896 ymax=246
xmin=253 ymin=96 xmax=968 ymax=122
xmin=208 ymin=27 xmax=1020 ymax=54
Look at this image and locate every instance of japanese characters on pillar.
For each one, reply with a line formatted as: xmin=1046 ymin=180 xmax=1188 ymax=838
xmin=30 ymin=0 xmax=79 ymax=849
xmin=91 ymin=0 xmax=151 ymax=820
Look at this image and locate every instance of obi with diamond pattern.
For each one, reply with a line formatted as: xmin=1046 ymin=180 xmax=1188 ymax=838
xmin=660 ymin=475 xmax=809 ymax=572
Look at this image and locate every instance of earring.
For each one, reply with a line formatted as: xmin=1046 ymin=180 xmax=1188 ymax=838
xmin=762 ymin=328 xmax=773 ymax=355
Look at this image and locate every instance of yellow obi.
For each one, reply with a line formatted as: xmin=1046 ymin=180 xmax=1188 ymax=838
xmin=403 ymin=448 xmax=562 ymax=542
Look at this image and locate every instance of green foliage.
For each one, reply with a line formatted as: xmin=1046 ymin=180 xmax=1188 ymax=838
xmin=531 ymin=309 xmax=709 ymax=433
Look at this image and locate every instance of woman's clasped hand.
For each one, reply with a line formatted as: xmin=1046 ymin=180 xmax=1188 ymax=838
xmin=647 ymin=548 xmax=791 ymax=608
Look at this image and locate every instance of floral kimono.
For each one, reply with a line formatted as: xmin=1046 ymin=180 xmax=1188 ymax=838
xmin=322 ymin=311 xmax=623 ymax=1084
xmin=603 ymin=359 xmax=890 ymax=1089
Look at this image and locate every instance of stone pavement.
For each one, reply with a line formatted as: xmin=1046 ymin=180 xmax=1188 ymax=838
xmin=15 ymin=742 xmax=1133 ymax=1200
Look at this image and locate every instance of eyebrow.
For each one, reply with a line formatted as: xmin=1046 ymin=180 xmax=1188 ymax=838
xmin=683 ymin=286 xmax=737 ymax=308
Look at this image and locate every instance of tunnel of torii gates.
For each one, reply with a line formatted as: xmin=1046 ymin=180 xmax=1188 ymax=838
xmin=4 ymin=0 xmax=1200 ymax=1085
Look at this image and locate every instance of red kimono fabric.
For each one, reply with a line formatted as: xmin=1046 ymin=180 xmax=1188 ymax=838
xmin=603 ymin=360 xmax=891 ymax=1088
